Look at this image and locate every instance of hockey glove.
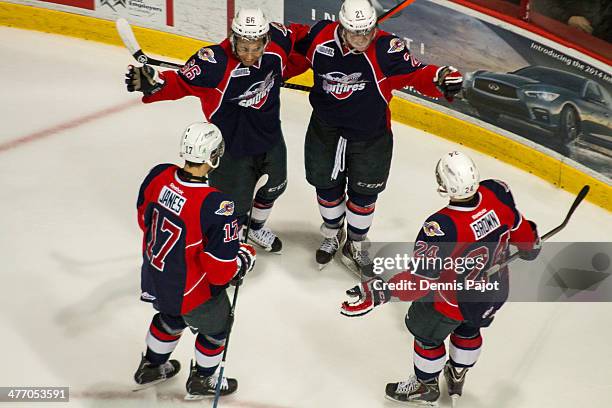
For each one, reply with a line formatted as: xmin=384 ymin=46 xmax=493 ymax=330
xmin=434 ymin=66 xmax=463 ymax=101
xmin=232 ymin=243 xmax=256 ymax=286
xmin=518 ymin=220 xmax=542 ymax=261
xmin=341 ymin=277 xmax=391 ymax=317
xmin=125 ymin=65 xmax=164 ymax=95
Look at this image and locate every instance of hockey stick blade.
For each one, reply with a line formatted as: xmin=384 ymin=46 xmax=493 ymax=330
xmin=116 ymin=18 xmax=182 ymax=69
xmin=253 ymin=174 xmax=269 ymax=199
xmin=541 ymin=185 xmax=589 ymax=241
xmin=487 ymin=185 xmax=590 ymax=277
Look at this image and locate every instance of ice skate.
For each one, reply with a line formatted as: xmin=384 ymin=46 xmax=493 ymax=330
xmin=385 ymin=375 xmax=440 ymax=406
xmin=444 ymin=362 xmax=469 ymax=407
xmin=341 ymin=238 xmax=374 ymax=278
xmin=248 ymin=226 xmax=282 ymax=253
xmin=133 ymin=354 xmax=180 ymax=391
xmin=184 ymin=361 xmax=238 ymax=400
xmin=316 ymin=224 xmax=346 ymax=269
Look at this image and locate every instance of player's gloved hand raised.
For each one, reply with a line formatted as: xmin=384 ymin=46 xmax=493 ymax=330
xmin=340 ymin=277 xmax=390 ymax=317
xmin=518 ymin=220 xmax=542 ymax=261
xmin=125 ymin=64 xmax=164 ymax=95
xmin=434 ymin=66 xmax=463 ymax=101
xmin=232 ymin=243 xmax=256 ymax=286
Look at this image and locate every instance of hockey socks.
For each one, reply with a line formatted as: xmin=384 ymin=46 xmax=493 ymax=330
xmin=316 ymin=185 xmax=346 ymax=227
xmin=145 ymin=313 xmax=184 ymax=366
xmin=194 ymin=333 xmax=226 ymax=377
xmin=449 ymin=330 xmax=482 ymax=369
xmin=346 ymin=190 xmax=377 ymax=242
xmin=414 ymin=340 xmax=446 ymax=381
xmin=250 ymin=196 xmax=275 ymax=231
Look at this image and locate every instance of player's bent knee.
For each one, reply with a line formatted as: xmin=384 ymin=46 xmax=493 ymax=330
xmin=157 ymin=313 xmax=187 ymax=335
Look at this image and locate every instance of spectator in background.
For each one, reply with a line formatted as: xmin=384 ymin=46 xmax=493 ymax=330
xmin=532 ymin=0 xmax=612 ymax=42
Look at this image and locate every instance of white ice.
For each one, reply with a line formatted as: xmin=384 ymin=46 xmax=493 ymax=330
xmin=1 ymin=27 xmax=611 ymax=408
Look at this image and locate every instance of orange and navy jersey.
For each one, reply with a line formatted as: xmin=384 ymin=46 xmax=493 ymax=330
xmin=137 ymin=164 xmax=240 ymax=315
xmin=292 ymin=20 xmax=443 ymax=140
xmin=142 ymin=22 xmax=309 ymax=158
xmin=391 ymin=179 xmax=539 ymax=323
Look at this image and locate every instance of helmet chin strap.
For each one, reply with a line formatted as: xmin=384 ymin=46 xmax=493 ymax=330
xmin=178 ymin=168 xmax=209 ymax=183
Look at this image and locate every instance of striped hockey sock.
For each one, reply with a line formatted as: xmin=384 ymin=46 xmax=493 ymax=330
xmin=194 ymin=333 xmax=226 ymax=377
xmin=145 ymin=314 xmax=183 ymax=366
xmin=449 ymin=331 xmax=482 ymax=368
xmin=316 ymin=186 xmax=346 ymax=228
xmin=346 ymin=191 xmax=377 ymax=241
xmin=414 ymin=340 xmax=446 ymax=381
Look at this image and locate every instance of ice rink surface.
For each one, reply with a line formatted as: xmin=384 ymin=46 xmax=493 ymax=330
xmin=1 ymin=27 xmax=611 ymax=407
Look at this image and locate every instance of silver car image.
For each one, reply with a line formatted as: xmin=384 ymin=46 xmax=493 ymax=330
xmin=463 ymin=66 xmax=612 ymax=150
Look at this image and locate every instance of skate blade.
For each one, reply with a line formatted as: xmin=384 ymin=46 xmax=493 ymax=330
xmin=132 ymin=377 xmax=169 ymax=392
xmin=184 ymin=393 xmax=209 ymax=401
xmin=340 ymin=255 xmax=362 ymax=278
xmin=450 ymin=395 xmax=459 ymax=408
xmin=384 ymin=394 xmax=438 ymax=406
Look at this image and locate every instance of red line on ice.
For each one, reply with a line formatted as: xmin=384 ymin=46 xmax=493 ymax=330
xmin=0 ymin=99 xmax=140 ymax=153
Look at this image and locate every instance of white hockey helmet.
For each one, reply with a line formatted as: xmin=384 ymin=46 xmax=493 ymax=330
xmin=339 ymin=0 xmax=377 ymax=34
xmin=231 ymin=8 xmax=269 ymax=41
xmin=179 ymin=122 xmax=225 ymax=168
xmin=435 ymin=151 xmax=480 ymax=200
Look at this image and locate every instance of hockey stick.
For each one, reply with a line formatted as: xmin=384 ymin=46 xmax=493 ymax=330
xmin=211 ymin=174 xmax=269 ymax=408
xmin=378 ymin=0 xmax=417 ymax=23
xmin=116 ymin=19 xmax=182 ymax=69
xmin=486 ymin=185 xmax=590 ymax=277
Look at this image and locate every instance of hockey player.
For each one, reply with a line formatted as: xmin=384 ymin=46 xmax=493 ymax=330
xmin=291 ymin=0 xmax=464 ymax=273
xmin=134 ymin=122 xmax=256 ymax=398
xmin=126 ymin=9 xmax=308 ymax=253
xmin=340 ymin=151 xmax=541 ymax=405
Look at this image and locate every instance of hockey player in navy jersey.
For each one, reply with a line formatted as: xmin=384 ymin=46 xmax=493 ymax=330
xmin=340 ymin=151 xmax=541 ymax=405
xmin=126 ymin=9 xmax=309 ymax=254
xmin=133 ymin=122 xmax=256 ymax=398
xmin=291 ymin=0 xmax=464 ymax=274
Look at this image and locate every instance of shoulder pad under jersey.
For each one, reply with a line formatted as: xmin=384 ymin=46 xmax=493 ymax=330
xmin=269 ymin=22 xmax=292 ymax=55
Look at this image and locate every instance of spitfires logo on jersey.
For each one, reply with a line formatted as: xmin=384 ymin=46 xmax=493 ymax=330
xmin=423 ymin=221 xmax=445 ymax=237
xmin=197 ymin=47 xmax=217 ymax=64
xmin=233 ymin=71 xmax=275 ymax=109
xmin=388 ymin=38 xmax=406 ymax=53
xmin=215 ymin=200 xmax=235 ymax=216
xmin=320 ymin=72 xmax=368 ymax=100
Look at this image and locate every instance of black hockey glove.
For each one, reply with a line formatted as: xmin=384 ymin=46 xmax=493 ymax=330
xmin=434 ymin=66 xmax=463 ymax=100
xmin=231 ymin=243 xmax=256 ymax=286
xmin=340 ymin=277 xmax=391 ymax=317
xmin=518 ymin=220 xmax=542 ymax=261
xmin=125 ymin=64 xmax=164 ymax=95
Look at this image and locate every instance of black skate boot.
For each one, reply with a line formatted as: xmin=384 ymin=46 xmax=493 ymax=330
xmin=248 ymin=226 xmax=282 ymax=253
xmin=316 ymin=224 xmax=346 ymax=269
xmin=133 ymin=354 xmax=180 ymax=390
xmin=444 ymin=362 xmax=469 ymax=406
xmin=184 ymin=361 xmax=238 ymax=400
xmin=385 ymin=375 xmax=440 ymax=406
xmin=341 ymin=238 xmax=374 ymax=278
